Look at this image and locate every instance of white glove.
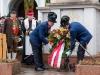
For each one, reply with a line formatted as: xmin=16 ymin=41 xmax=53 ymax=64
xmin=18 ymin=38 xmax=21 ymax=42
xmin=29 ymin=31 xmax=32 ymax=34
xmin=66 ymin=50 xmax=72 ymax=57
xmin=73 ymin=42 xmax=79 ymax=52
xmin=47 ymin=43 xmax=52 ymax=49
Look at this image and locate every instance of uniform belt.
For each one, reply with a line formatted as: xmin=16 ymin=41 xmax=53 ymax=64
xmin=12 ymin=34 xmax=18 ymax=36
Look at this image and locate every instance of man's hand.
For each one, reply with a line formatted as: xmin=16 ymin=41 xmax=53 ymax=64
xmin=18 ymin=38 xmax=21 ymax=42
xmin=47 ymin=43 xmax=52 ymax=49
xmin=48 ymin=30 xmax=53 ymax=34
xmin=86 ymin=43 xmax=88 ymax=49
xmin=29 ymin=31 xmax=32 ymax=34
xmin=66 ymin=50 xmax=72 ymax=57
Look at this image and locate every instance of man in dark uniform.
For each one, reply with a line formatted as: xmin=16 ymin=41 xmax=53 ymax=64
xmin=60 ymin=15 xmax=92 ymax=62
xmin=30 ymin=12 xmax=57 ymax=71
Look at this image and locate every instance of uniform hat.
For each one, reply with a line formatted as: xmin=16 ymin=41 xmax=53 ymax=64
xmin=10 ymin=9 xmax=17 ymax=14
xmin=1 ymin=16 xmax=5 ymax=19
xmin=6 ymin=12 xmax=10 ymax=17
xmin=60 ymin=15 xmax=70 ymax=27
xmin=27 ymin=10 xmax=34 ymax=16
xmin=48 ymin=12 xmax=57 ymax=23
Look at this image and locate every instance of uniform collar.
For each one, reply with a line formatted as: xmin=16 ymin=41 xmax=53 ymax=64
xmin=46 ymin=21 xmax=51 ymax=29
xmin=69 ymin=23 xmax=71 ymax=29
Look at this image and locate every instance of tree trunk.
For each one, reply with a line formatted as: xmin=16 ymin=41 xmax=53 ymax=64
xmin=24 ymin=0 xmax=34 ymax=18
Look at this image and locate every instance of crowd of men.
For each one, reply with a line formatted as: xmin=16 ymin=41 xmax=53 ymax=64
xmin=1 ymin=8 xmax=92 ymax=71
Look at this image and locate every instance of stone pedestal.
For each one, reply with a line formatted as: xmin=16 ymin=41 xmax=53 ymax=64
xmin=0 ymin=62 xmax=21 ymax=75
xmin=37 ymin=1 xmax=100 ymax=56
xmin=43 ymin=53 xmax=100 ymax=68
xmin=75 ymin=65 xmax=100 ymax=75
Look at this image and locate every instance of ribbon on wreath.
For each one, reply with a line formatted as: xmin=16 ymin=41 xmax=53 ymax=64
xmin=48 ymin=41 xmax=65 ymax=68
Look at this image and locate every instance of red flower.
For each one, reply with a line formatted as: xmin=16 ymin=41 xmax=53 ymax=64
xmin=58 ymin=29 xmax=61 ymax=34
xmin=63 ymin=34 xmax=66 ymax=37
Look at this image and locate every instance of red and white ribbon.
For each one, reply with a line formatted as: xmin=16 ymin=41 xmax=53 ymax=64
xmin=48 ymin=41 xmax=65 ymax=68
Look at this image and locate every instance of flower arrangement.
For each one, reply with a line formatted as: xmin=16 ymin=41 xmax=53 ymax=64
xmin=47 ymin=28 xmax=71 ymax=58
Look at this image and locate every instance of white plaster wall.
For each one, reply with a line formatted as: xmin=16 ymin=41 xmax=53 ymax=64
xmin=43 ymin=12 xmax=48 ymax=21
xmin=84 ymin=8 xmax=96 ymax=55
xmin=61 ymin=9 xmax=84 ymax=25
xmin=1 ymin=0 xmax=8 ymax=16
xmin=51 ymin=0 xmax=99 ymax=3
xmin=96 ymin=9 xmax=100 ymax=54
xmin=1 ymin=0 xmax=17 ymax=16
xmin=0 ymin=0 xmax=45 ymax=17
xmin=36 ymin=0 xmax=46 ymax=20
xmin=38 ymin=9 xmax=51 ymax=22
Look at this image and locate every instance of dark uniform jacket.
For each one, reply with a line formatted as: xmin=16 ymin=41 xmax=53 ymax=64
xmin=69 ymin=22 xmax=92 ymax=50
xmin=30 ymin=21 xmax=50 ymax=47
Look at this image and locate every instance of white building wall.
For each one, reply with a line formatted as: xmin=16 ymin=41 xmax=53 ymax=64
xmin=37 ymin=0 xmax=46 ymax=20
xmin=51 ymin=0 xmax=99 ymax=3
xmin=0 ymin=0 xmax=99 ymax=18
xmin=0 ymin=0 xmax=46 ymax=17
xmin=1 ymin=0 xmax=7 ymax=16
xmin=83 ymin=8 xmax=96 ymax=55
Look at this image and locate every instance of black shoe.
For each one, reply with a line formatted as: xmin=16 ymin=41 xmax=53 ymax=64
xmin=35 ymin=67 xmax=44 ymax=71
xmin=26 ymin=63 xmax=32 ymax=65
xmin=42 ymin=66 xmax=49 ymax=70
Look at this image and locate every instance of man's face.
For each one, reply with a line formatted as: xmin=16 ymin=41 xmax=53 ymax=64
xmin=48 ymin=21 xmax=54 ymax=28
xmin=10 ymin=13 xmax=16 ymax=18
xmin=27 ymin=15 xmax=33 ymax=20
xmin=1 ymin=18 xmax=5 ymax=22
xmin=63 ymin=25 xmax=69 ymax=31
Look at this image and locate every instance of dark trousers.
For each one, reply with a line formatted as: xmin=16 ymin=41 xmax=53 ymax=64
xmin=7 ymin=35 xmax=19 ymax=53
xmin=30 ymin=40 xmax=44 ymax=68
xmin=77 ymin=44 xmax=86 ymax=61
xmin=25 ymin=55 xmax=34 ymax=65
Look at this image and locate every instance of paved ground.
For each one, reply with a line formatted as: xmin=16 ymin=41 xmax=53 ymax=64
xmin=15 ymin=65 xmax=75 ymax=75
